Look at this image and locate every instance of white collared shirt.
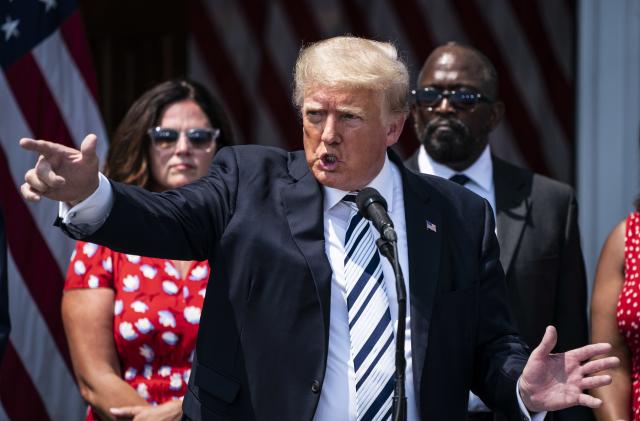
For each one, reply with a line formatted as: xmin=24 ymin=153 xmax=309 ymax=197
xmin=417 ymin=144 xmax=496 ymax=223
xmin=313 ymin=155 xmax=420 ymax=421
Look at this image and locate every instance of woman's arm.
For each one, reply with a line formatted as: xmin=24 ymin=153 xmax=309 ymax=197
xmin=62 ymin=288 xmax=148 ymax=420
xmin=590 ymin=220 xmax=632 ymax=421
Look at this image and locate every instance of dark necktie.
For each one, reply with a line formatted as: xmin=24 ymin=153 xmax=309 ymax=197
xmin=449 ymin=173 xmax=470 ymax=186
xmin=342 ymin=194 xmax=395 ymax=420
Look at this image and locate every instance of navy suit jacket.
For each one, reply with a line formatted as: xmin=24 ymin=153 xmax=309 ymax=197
xmin=406 ymin=151 xmax=590 ymax=421
xmin=86 ymin=146 xmax=529 ymax=420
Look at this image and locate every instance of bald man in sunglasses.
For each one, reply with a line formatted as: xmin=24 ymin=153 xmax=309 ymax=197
xmin=406 ymin=43 xmax=591 ymax=421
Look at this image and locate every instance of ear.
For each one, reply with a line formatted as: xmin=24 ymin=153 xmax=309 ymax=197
xmin=385 ymin=113 xmax=407 ymax=147
xmin=487 ymin=100 xmax=505 ymax=131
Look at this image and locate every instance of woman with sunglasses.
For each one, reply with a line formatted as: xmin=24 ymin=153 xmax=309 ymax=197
xmin=62 ymin=79 xmax=232 ymax=421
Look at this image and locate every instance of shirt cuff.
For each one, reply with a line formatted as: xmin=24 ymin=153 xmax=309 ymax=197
xmin=517 ymin=379 xmax=547 ymax=421
xmin=57 ymin=173 xmax=113 ymax=238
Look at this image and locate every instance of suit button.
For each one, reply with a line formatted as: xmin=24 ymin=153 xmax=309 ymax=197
xmin=311 ymin=380 xmax=321 ymax=393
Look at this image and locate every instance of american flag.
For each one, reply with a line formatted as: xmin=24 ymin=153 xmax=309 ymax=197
xmin=0 ymin=0 xmax=575 ymax=419
xmin=0 ymin=0 xmax=107 ymax=419
xmin=188 ymin=0 xmax=575 ymax=183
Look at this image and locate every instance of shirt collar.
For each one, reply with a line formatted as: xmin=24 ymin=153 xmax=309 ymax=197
xmin=418 ymin=144 xmax=493 ymax=193
xmin=323 ymin=153 xmax=395 ymax=213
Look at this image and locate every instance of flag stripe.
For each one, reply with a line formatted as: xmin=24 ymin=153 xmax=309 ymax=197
xmin=451 ymin=0 xmax=550 ymax=175
xmin=341 ymin=0 xmax=374 ymax=37
xmin=4 ymin=54 xmax=75 ymax=149
xmin=476 ymin=0 xmax=571 ymax=181
xmin=0 ymin=344 xmax=50 ymax=421
xmin=5 ymin=248 xmax=85 ymax=419
xmin=188 ymin=0 xmax=255 ymax=144
xmin=59 ymin=11 xmax=98 ymax=100
xmin=508 ymin=0 xmax=573 ymax=143
xmin=0 ymin=147 xmax=71 ymax=370
xmin=280 ymin=0 xmax=323 ymax=43
xmin=237 ymin=2 xmax=300 ymax=150
xmin=32 ymin=29 xmax=109 ymax=160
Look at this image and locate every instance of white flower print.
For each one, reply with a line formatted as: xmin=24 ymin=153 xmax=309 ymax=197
xmin=162 ymin=331 xmax=179 ymax=345
xmin=169 ymin=373 xmax=183 ymax=391
xmin=158 ymin=366 xmax=171 ymax=377
xmin=189 ymin=265 xmax=208 ymax=281
xmin=162 ymin=281 xmax=178 ymax=295
xmin=139 ymin=344 xmax=155 ymax=362
xmin=70 ymin=249 xmax=76 ymax=261
xmin=126 ymin=254 xmax=141 ymax=264
xmin=102 ymin=256 xmax=112 ymax=273
xmin=183 ymin=369 xmax=191 ymax=383
xmin=183 ymin=306 xmax=201 ymax=324
xmin=123 ymin=275 xmax=140 ymax=292
xmin=136 ymin=383 xmax=149 ymax=400
xmin=130 ymin=301 xmax=148 ymax=313
xmin=82 ymin=242 xmax=99 ymax=258
xmin=119 ymin=322 xmax=138 ymax=341
xmin=73 ymin=260 xmax=86 ymax=276
xmin=143 ymin=364 xmax=153 ymax=380
xmin=183 ymin=286 xmax=189 ymax=299
xmin=198 ymin=288 xmax=206 ymax=298
xmin=140 ymin=264 xmax=157 ymax=279
xmin=164 ymin=261 xmax=180 ymax=279
xmin=88 ymin=275 xmax=100 ymax=289
xmin=135 ymin=318 xmax=154 ymax=334
xmin=158 ymin=310 xmax=176 ymax=328
xmin=124 ymin=367 xmax=137 ymax=380
xmin=114 ymin=300 xmax=123 ymax=316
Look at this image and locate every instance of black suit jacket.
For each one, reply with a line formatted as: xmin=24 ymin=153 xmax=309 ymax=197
xmin=86 ymin=146 xmax=529 ymax=421
xmin=406 ymin=151 xmax=590 ymax=421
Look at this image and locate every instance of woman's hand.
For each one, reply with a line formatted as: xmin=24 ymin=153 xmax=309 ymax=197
xmin=110 ymin=399 xmax=182 ymax=421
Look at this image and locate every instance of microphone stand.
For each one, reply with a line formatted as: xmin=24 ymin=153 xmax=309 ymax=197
xmin=376 ymin=237 xmax=407 ymax=421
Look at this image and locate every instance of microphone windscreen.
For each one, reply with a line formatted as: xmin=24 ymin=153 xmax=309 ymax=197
xmin=356 ymin=187 xmax=387 ymax=214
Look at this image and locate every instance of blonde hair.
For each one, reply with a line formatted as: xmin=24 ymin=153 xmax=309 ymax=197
xmin=293 ymin=36 xmax=409 ymax=116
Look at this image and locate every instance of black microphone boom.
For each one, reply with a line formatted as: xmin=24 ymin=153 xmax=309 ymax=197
xmin=355 ymin=188 xmax=397 ymax=242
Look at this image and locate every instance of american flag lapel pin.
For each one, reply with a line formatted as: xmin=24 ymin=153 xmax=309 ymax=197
xmin=426 ymin=220 xmax=437 ymax=232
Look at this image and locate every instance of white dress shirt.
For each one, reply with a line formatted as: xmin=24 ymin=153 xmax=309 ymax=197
xmin=60 ymin=153 xmax=540 ymax=420
xmin=417 ymin=144 xmax=496 ymax=223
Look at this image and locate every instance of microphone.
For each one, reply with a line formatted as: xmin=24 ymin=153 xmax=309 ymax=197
xmin=356 ymin=188 xmax=397 ymax=242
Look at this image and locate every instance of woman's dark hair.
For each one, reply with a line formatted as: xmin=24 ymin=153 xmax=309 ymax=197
xmin=104 ymin=79 xmax=233 ymax=189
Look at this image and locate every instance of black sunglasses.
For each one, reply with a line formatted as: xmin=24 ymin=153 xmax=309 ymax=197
xmin=147 ymin=127 xmax=220 ymax=150
xmin=409 ymin=87 xmax=493 ymax=111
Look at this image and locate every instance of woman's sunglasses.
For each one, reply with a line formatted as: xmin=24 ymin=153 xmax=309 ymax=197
xmin=147 ymin=127 xmax=220 ymax=151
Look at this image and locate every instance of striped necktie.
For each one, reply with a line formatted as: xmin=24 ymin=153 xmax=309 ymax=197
xmin=342 ymin=194 xmax=395 ymax=421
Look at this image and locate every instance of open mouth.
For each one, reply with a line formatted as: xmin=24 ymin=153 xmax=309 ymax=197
xmin=319 ymin=153 xmax=339 ymax=170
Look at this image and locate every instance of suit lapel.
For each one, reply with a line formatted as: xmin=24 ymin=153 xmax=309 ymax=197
xmin=281 ymin=152 xmax=333 ymax=349
xmin=493 ymin=157 xmax=530 ymax=274
xmin=392 ymin=152 xmax=442 ymax=401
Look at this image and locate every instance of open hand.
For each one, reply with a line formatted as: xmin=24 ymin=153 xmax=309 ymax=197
xmin=519 ymin=326 xmax=620 ymax=412
xmin=20 ymin=134 xmax=99 ymax=205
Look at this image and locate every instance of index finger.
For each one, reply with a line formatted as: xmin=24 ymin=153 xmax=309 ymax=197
xmin=570 ymin=342 xmax=613 ymax=362
xmin=19 ymin=138 xmax=71 ymax=158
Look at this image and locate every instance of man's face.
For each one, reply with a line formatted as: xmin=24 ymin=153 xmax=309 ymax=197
xmin=412 ymin=49 xmax=502 ymax=171
xmin=302 ymin=86 xmax=404 ymax=191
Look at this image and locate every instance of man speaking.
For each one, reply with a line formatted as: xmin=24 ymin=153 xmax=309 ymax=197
xmin=20 ymin=36 xmax=616 ymax=420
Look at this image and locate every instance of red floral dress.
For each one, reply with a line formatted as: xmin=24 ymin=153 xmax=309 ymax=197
xmin=618 ymin=212 xmax=640 ymax=420
xmin=65 ymin=241 xmax=209 ymax=420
